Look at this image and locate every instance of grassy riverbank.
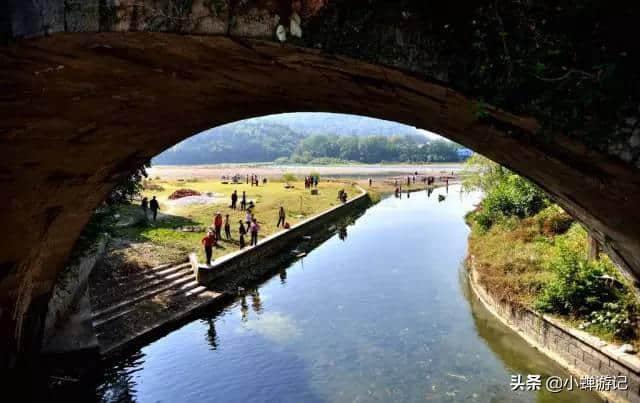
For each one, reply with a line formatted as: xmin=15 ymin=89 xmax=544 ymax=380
xmin=112 ymin=178 xmax=360 ymax=263
xmin=467 ymin=205 xmax=640 ymax=345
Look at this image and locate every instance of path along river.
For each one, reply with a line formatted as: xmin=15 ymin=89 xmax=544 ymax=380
xmin=56 ymin=185 xmax=601 ymax=402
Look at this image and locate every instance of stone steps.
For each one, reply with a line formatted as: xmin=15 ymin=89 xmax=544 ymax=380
xmin=92 ymin=266 xmax=195 ymax=325
xmin=96 ymin=286 xmax=223 ymax=355
xmin=110 ymin=261 xmax=191 ymax=289
xmin=93 ymin=264 xmax=192 ymax=311
xmin=90 ymin=256 xmax=229 ymax=355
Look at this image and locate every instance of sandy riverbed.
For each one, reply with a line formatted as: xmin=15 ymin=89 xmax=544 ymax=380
xmin=148 ymin=163 xmax=465 ymax=180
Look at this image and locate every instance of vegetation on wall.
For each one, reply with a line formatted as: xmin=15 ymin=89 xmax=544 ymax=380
xmin=306 ymin=1 xmax=640 ymax=161
xmin=464 ymin=155 xmax=639 ymax=342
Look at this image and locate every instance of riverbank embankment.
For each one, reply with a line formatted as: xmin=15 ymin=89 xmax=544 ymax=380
xmin=92 ymin=187 xmax=372 ymax=356
xmin=468 ymin=260 xmax=640 ymax=403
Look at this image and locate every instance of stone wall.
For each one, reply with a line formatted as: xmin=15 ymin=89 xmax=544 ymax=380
xmin=469 ymin=264 xmax=640 ymax=403
xmin=41 ymin=234 xmax=108 ymax=349
xmin=195 ymin=188 xmax=371 ymax=286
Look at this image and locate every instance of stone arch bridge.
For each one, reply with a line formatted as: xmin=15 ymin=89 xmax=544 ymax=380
xmin=1 ymin=0 xmax=639 ymax=369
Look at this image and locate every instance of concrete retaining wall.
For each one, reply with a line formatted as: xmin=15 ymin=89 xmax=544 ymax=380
xmin=195 ymin=188 xmax=371 ymax=286
xmin=42 ymin=234 xmax=108 ymax=350
xmin=469 ymin=263 xmax=640 ymax=403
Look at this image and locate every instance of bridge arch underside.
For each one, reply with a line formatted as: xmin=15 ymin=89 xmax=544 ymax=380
xmin=1 ymin=32 xmax=639 ymax=365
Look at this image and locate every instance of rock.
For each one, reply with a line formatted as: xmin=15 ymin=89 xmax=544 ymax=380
xmin=619 ymin=344 xmax=636 ymax=354
xmin=311 ymin=189 xmax=318 ymax=195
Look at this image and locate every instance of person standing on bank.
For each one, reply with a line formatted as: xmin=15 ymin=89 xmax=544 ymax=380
xmin=277 ymin=206 xmax=286 ymax=227
xmin=238 ymin=220 xmax=246 ymax=248
xmin=250 ymin=218 xmax=260 ymax=246
xmin=224 ymin=214 xmax=231 ymax=240
xmin=213 ymin=212 xmax=223 ymax=240
xmin=245 ymin=209 xmax=252 ymax=230
xmin=231 ymin=190 xmax=238 ymax=210
xmin=201 ymin=230 xmax=216 ymax=266
xmin=141 ymin=197 xmax=148 ymax=219
xmin=149 ymin=196 xmax=159 ymax=221
xmin=241 ymin=191 xmax=247 ymax=210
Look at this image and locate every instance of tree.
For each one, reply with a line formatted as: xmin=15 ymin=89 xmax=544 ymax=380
xmin=461 ymin=154 xmax=509 ymax=193
xmin=105 ymin=162 xmax=150 ymax=205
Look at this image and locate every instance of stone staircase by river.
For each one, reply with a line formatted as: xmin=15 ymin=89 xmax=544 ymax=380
xmin=90 ymin=261 xmax=222 ymax=355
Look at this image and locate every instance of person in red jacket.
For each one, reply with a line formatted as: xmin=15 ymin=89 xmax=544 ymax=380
xmin=213 ymin=212 xmax=223 ymax=240
xmin=201 ymin=230 xmax=216 ymax=266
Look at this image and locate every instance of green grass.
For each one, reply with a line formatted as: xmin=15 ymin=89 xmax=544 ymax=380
xmin=468 ymin=205 xmax=640 ymax=344
xmin=121 ymin=179 xmax=360 ymax=261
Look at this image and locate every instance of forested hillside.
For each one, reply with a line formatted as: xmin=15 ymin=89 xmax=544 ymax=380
xmin=153 ymin=113 xmax=463 ymax=165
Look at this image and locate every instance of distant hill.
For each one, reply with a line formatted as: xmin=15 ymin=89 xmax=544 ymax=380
xmin=153 ymin=113 xmax=441 ymax=165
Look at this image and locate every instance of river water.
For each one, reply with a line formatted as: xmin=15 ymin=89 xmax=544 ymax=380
xmin=68 ymin=185 xmax=600 ymax=402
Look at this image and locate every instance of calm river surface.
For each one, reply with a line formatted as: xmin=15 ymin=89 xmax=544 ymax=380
xmin=81 ymin=185 xmax=600 ymax=402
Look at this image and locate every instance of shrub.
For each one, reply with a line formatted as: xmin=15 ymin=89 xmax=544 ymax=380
xmin=581 ymin=301 xmax=637 ymax=340
xmin=282 ymin=173 xmax=297 ymax=183
xmin=168 ymin=189 xmax=201 ymax=200
xmin=143 ymin=181 xmax=164 ymax=192
xmin=535 ymin=205 xmax=574 ymax=236
xmin=535 ymin=239 xmax=638 ymax=339
xmin=535 ymin=243 xmax=615 ymax=316
xmin=473 ymin=174 xmax=548 ymax=229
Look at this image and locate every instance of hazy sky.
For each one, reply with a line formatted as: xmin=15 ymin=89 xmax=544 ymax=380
xmin=246 ymin=112 xmax=445 ymax=140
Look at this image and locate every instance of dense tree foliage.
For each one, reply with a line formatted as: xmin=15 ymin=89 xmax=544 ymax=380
xmin=464 ymin=155 xmax=549 ymax=229
xmin=284 ymin=135 xmax=463 ymax=163
xmin=154 ymin=120 xmax=305 ymax=164
xmin=105 ymin=162 xmax=150 ymax=205
xmin=154 ymin=114 xmax=465 ymax=165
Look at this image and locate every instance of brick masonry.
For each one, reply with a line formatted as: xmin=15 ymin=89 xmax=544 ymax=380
xmin=194 ymin=188 xmax=371 ymax=287
xmin=469 ymin=263 xmax=640 ymax=403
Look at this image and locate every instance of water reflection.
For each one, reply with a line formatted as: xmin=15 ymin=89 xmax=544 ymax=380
xmin=240 ymin=294 xmax=249 ymax=322
xmin=338 ymin=226 xmax=347 ymax=241
xmin=205 ymin=318 xmax=219 ymax=350
xmin=249 ymin=288 xmax=263 ymax=314
xmin=279 ymin=268 xmax=288 ymax=284
xmin=463 ymin=275 xmax=601 ymax=402
xmin=67 ymin=185 xmax=600 ymax=403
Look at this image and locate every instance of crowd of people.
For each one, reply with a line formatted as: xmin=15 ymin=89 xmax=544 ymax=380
xmin=219 ymin=173 xmax=267 ymax=187
xmin=139 ymin=172 xmax=363 ymax=267
xmin=196 ymin=188 xmax=293 ymax=266
xmin=200 ymin=207 xmax=274 ymax=266
xmin=140 ymin=189 xmax=290 ymax=266
xmin=304 ymin=175 xmax=319 ymax=189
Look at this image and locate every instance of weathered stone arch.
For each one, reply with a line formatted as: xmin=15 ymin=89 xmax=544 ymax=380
xmin=1 ymin=0 xmax=639 ymax=369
